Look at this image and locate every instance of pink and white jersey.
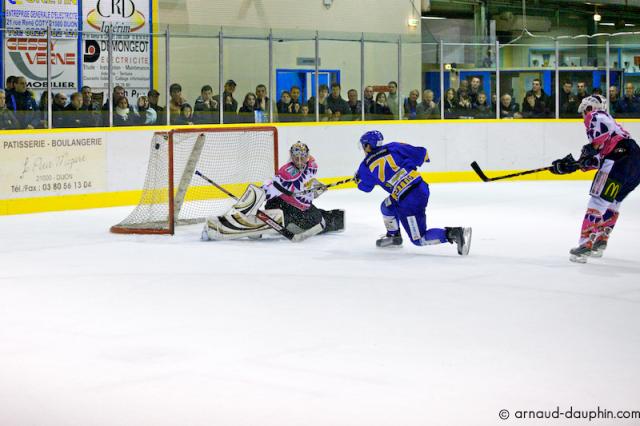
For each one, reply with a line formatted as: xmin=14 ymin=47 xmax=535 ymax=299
xmin=584 ymin=110 xmax=631 ymax=158
xmin=262 ymin=156 xmax=318 ymax=210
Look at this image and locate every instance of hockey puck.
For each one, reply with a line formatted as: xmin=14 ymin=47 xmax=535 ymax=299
xmin=155 ymin=143 xmax=160 ymax=150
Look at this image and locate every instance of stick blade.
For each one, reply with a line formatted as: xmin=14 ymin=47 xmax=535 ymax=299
xmin=470 ymin=161 xmax=490 ymax=182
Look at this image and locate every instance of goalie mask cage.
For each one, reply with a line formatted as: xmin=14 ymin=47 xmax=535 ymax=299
xmin=110 ymin=126 xmax=278 ymax=235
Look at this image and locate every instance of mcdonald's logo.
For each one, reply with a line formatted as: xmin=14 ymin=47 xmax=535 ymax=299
xmin=603 ymin=181 xmax=621 ymax=199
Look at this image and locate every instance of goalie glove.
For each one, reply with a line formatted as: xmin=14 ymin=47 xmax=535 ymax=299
xmin=305 ymin=178 xmax=328 ymax=198
xmin=550 ymin=154 xmax=580 ymax=175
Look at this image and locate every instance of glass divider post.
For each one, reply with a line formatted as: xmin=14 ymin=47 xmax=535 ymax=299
xmin=218 ymin=29 xmax=224 ymax=125
xmin=439 ymin=40 xmax=444 ymax=120
xmin=165 ymin=27 xmax=170 ymax=126
xmin=47 ymin=25 xmax=52 ymax=129
xmin=314 ymin=31 xmax=319 ymax=122
xmin=606 ymin=40 xmax=610 ymax=114
xmin=555 ymin=40 xmax=559 ymax=119
xmin=361 ymin=32 xmax=365 ymax=122
xmin=495 ymin=40 xmax=500 ymax=119
xmin=397 ymin=36 xmax=402 ymax=120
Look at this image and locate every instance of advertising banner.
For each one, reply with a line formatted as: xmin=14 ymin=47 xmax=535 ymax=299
xmin=2 ymin=0 xmax=80 ymax=94
xmin=0 ymin=132 xmax=107 ymax=198
xmin=82 ymin=0 xmax=153 ymax=100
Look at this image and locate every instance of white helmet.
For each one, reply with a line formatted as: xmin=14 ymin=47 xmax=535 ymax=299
xmin=578 ymin=94 xmax=607 ymax=115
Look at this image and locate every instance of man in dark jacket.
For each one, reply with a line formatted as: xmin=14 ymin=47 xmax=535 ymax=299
xmin=193 ymin=85 xmax=219 ymax=124
xmin=6 ymin=77 xmax=40 ymax=129
xmin=0 ymin=89 xmax=20 ymax=130
xmin=64 ymin=92 xmax=95 ymax=128
xmin=52 ymin=92 xmax=68 ymax=128
xmin=326 ymin=83 xmax=350 ymax=120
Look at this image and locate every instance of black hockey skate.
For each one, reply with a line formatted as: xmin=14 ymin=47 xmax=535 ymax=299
xmin=446 ymin=227 xmax=472 ymax=256
xmin=569 ymin=244 xmax=592 ymax=263
xmin=376 ymin=233 xmax=403 ymax=248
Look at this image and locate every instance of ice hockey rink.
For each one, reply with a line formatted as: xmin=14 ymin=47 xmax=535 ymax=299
xmin=1 ymin=180 xmax=639 ymax=426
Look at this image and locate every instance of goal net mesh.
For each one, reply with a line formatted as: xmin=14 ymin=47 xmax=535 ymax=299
xmin=111 ymin=127 xmax=277 ymax=234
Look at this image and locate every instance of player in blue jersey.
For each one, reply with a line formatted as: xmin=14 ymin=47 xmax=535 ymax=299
xmin=354 ymin=130 xmax=472 ymax=255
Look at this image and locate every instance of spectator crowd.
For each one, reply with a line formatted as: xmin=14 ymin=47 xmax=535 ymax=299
xmin=2 ymin=73 xmax=640 ymax=130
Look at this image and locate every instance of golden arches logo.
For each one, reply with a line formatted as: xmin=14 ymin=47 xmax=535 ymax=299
xmin=603 ymin=181 xmax=620 ymax=199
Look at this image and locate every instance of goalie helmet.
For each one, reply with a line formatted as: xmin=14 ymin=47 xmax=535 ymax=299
xmin=578 ymin=94 xmax=607 ymax=115
xmin=290 ymin=141 xmax=310 ymax=170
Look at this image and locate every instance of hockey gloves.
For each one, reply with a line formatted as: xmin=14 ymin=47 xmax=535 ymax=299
xmin=578 ymin=143 xmax=600 ymax=170
xmin=551 ymin=154 xmax=580 ymax=175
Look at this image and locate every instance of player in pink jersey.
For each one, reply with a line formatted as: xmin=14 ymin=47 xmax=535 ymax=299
xmin=203 ymin=142 xmax=344 ymax=241
xmin=550 ymin=94 xmax=640 ymax=262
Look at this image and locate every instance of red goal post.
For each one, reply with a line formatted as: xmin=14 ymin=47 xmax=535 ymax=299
xmin=110 ymin=126 xmax=279 ymax=235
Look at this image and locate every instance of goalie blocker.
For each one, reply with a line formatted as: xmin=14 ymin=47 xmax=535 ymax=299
xmin=202 ymin=184 xmax=344 ymax=241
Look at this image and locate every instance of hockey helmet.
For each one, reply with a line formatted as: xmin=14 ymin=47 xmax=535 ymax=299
xmin=360 ymin=130 xmax=384 ymax=149
xmin=578 ymin=94 xmax=607 ymax=115
xmin=290 ymin=141 xmax=310 ymax=169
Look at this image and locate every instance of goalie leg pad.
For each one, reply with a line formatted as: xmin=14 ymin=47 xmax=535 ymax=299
xmin=204 ymin=208 xmax=283 ymax=240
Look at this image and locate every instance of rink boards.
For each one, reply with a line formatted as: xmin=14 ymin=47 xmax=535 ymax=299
xmin=1 ymin=118 xmax=627 ymax=215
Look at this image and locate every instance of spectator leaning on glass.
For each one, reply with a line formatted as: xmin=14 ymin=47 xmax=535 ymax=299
xmin=64 ymin=92 xmax=94 ymax=128
xmin=52 ymin=92 xmax=68 ymax=128
xmin=576 ymin=81 xmax=589 ymax=104
xmin=238 ymin=92 xmax=257 ymax=123
xmin=174 ymin=103 xmax=194 ymax=125
xmin=609 ymin=85 xmax=622 ymax=116
xmin=307 ymin=84 xmax=330 ymax=119
xmin=363 ymin=85 xmax=374 ymax=116
xmin=326 ymin=83 xmax=350 ymax=120
xmin=147 ymin=89 xmax=166 ymax=116
xmin=134 ymin=95 xmax=157 ymax=125
xmin=386 ymin=81 xmax=399 ymax=119
xmin=6 ymin=77 xmax=40 ymax=129
xmin=499 ymin=93 xmax=520 ymax=119
xmin=0 ymin=89 xmax=20 ymax=130
xmin=468 ymin=76 xmax=482 ymax=105
xmin=80 ymin=85 xmax=101 ymax=126
xmin=114 ymin=96 xmax=138 ymax=126
xmin=404 ymin=89 xmax=419 ymax=120
xmin=473 ymin=91 xmax=493 ymax=119
xmin=289 ymin=85 xmax=302 ymax=115
xmin=417 ymin=89 xmax=439 ymax=119
xmin=213 ymin=80 xmax=239 ymax=113
xmin=255 ymin=84 xmax=277 ymax=122
xmin=168 ymin=83 xmax=185 ymax=124
xmin=371 ymin=92 xmax=393 ymax=120
xmin=193 ymin=85 xmax=219 ymax=124
xmin=618 ymin=83 xmax=640 ymax=118
xmin=346 ymin=89 xmax=362 ymax=121
xmin=530 ymin=78 xmax=552 ymax=117
xmin=443 ymin=88 xmax=458 ymax=119
xmin=521 ymin=90 xmax=546 ymax=119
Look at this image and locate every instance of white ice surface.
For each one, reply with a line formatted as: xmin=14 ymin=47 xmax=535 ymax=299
xmin=1 ymin=181 xmax=639 ymax=426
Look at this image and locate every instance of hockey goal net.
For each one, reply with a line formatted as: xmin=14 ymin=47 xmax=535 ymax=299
xmin=111 ymin=126 xmax=278 ymax=234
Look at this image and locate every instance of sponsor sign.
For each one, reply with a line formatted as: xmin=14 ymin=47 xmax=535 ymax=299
xmin=0 ymin=133 xmax=107 ymax=198
xmin=82 ymin=0 xmax=153 ymax=99
xmin=2 ymin=0 xmax=80 ymax=94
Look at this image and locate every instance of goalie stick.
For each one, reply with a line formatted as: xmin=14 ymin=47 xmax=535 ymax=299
xmin=470 ymin=161 xmax=552 ymax=182
xmin=195 ymin=170 xmax=296 ymax=241
xmin=296 ymin=177 xmax=355 ymax=195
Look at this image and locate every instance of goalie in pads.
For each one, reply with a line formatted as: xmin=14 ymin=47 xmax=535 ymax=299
xmin=202 ymin=142 xmax=345 ymax=241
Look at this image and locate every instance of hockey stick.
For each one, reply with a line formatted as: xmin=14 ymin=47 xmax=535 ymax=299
xmin=194 ymin=170 xmax=296 ymax=241
xmin=470 ymin=161 xmax=552 ymax=182
xmin=296 ymin=177 xmax=355 ymax=195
